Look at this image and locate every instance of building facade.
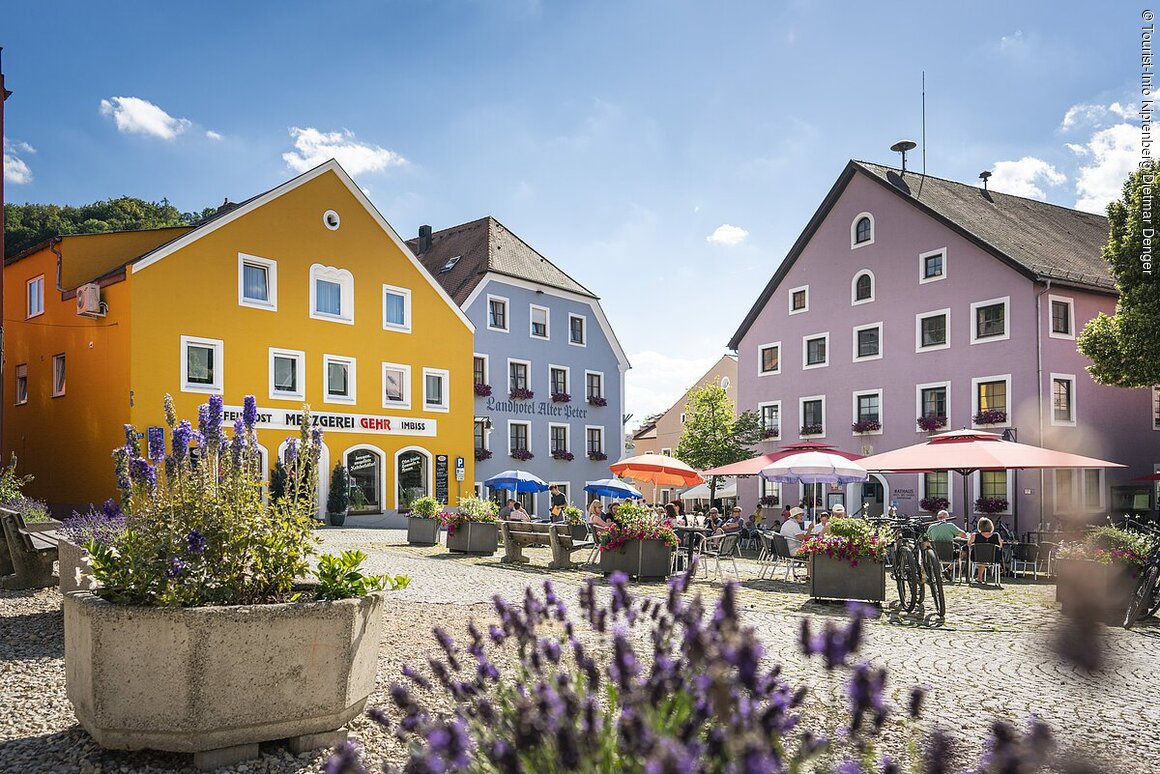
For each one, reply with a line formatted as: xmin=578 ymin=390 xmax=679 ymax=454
xmin=412 ymin=217 xmax=629 ymax=516
xmin=4 ymin=161 xmax=475 ymax=517
xmin=730 ymin=161 xmax=1160 ymax=529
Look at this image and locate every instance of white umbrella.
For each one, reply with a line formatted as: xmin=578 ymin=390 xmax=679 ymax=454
xmin=759 ymin=451 xmax=869 ymax=485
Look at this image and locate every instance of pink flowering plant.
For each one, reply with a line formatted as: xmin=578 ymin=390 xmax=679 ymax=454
xmin=796 ymin=517 xmax=890 ymax=568
xmin=440 ymin=496 xmax=499 ymax=538
xmin=597 ymin=501 xmax=678 ymax=552
xmin=509 ymin=387 xmax=535 ymax=400
xmin=974 ymin=496 xmax=1009 ymax=514
xmin=1057 ymin=526 xmax=1148 ymax=571
xmin=973 ymin=409 xmax=1007 ymax=425
xmin=473 ymin=383 xmax=492 ymax=397
xmin=916 ymin=414 xmax=947 ymax=432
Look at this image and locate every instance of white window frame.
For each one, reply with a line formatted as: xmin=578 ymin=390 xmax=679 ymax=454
xmin=1053 ymin=469 xmax=1078 ymax=514
xmin=1082 ymin=468 xmax=1106 ymax=512
xmin=268 ymin=347 xmax=306 ymax=401
xmin=382 ymin=283 xmax=412 ymax=333
xmin=180 ymin=335 xmax=224 ymax=395
xmin=309 ymin=264 xmax=354 ymax=325
xmin=757 ymin=341 xmax=781 ymax=376
xmin=508 ymin=420 xmax=532 ymax=455
xmin=915 ymin=308 xmax=951 ymax=353
xmin=851 ymin=212 xmax=875 ymax=249
xmin=852 ymin=322 xmax=883 ymax=362
xmin=51 ymin=354 xmax=66 ymax=397
xmin=529 ymin=304 xmax=551 ymax=340
xmin=788 ymin=284 xmax=809 ymax=315
xmin=971 ymin=373 xmax=1013 ymax=428
xmin=486 ymin=294 xmax=510 ymax=333
xmin=14 ymin=364 xmax=28 ymax=406
xmin=661 ymin=447 xmax=672 ymax=456
xmin=973 ymin=470 xmax=1013 ymax=515
xmin=799 ymin=394 xmax=826 ymax=438
xmin=851 ymin=389 xmax=883 ymax=436
xmin=508 ymin=358 xmax=532 ymax=394
xmin=474 ymin=419 xmax=491 ymax=453
xmin=1047 ymin=294 xmax=1076 ymax=340
xmin=422 ymin=367 xmax=450 ymax=413
xmin=585 ymin=425 xmax=605 ymax=458
xmin=585 ymin=370 xmax=605 ymax=400
xmin=918 ymin=247 xmax=947 ymax=285
xmin=548 ymin=423 xmax=570 ymax=454
xmin=238 ymin=252 xmax=278 ymax=311
xmin=915 ymin=381 xmax=952 ymax=433
xmin=970 ymin=295 xmax=1011 ymax=345
xmin=322 ymin=354 xmax=357 ymax=404
xmin=568 ymin=313 xmax=587 ymax=347
xmin=851 ymin=270 xmax=875 ymax=306
xmin=802 ymin=332 xmax=830 ymax=370
xmin=382 ymin=362 xmax=411 ymax=409
xmin=758 ymin=400 xmax=782 ymax=439
xmin=1049 ymin=373 xmax=1077 ymax=427
xmin=918 ymin=470 xmax=955 ymax=508
xmin=473 ymin=353 xmax=489 ymax=388
xmin=26 ymin=275 xmax=44 ymax=319
xmin=548 ymin=364 xmax=571 ymax=397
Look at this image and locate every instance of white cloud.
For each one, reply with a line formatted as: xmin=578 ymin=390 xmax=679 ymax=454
xmin=205 ymin=130 xmax=223 ymax=141
xmin=3 ymin=137 xmax=34 ymax=184
xmin=624 ymin=350 xmax=720 ymax=431
xmin=706 ymin=224 xmax=749 ymax=246
xmin=1072 ymin=123 xmax=1139 ymax=213
xmin=99 ymin=96 xmax=192 ymax=140
xmin=282 ymin=127 xmax=407 ymax=176
xmin=999 ymin=30 xmax=1025 ymax=50
xmin=1061 ymin=102 xmax=1137 ymax=132
xmin=988 ymin=157 xmax=1066 ymax=200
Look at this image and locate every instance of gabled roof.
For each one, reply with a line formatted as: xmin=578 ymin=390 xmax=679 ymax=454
xmin=728 ymin=160 xmax=1114 ymax=350
xmin=408 ymin=216 xmax=597 ymax=305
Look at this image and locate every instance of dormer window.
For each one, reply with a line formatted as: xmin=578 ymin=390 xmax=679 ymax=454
xmin=851 ymin=212 xmax=875 ymax=248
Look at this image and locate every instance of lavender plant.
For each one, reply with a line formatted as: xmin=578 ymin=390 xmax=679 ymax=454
xmin=62 ymin=499 xmax=126 ymax=547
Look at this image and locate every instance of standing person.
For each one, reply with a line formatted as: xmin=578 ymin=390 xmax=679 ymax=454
xmin=549 ymin=485 xmax=567 ymax=521
xmin=780 ymin=504 xmax=792 ymax=527
xmin=968 ymin=517 xmax=1003 ymax=584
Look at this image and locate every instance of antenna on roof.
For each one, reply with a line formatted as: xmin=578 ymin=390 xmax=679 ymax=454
xmin=979 ymin=170 xmax=992 ymax=191
xmin=890 ymin=139 xmax=917 ymax=175
xmin=921 ymin=71 xmax=926 ymax=177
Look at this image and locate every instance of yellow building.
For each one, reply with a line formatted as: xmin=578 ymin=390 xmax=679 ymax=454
xmin=3 ymin=160 xmax=475 ymax=516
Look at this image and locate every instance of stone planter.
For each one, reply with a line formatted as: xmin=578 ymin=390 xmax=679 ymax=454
xmin=406 ymin=517 xmax=440 ymax=546
xmin=1055 ymin=558 xmax=1138 ymax=624
xmin=59 ymin=539 xmax=92 ymax=595
xmin=0 ymin=527 xmax=12 ymax=576
xmin=64 ymin=590 xmax=385 ymax=766
xmin=446 ymin=521 xmax=499 ymax=555
xmin=598 ymin=539 xmax=673 ymax=580
xmin=809 ymin=555 xmax=886 ymax=602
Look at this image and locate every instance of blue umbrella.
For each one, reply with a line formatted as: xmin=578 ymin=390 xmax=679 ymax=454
xmin=583 ymin=478 xmax=644 ymax=499
xmin=483 ymin=469 xmax=550 ymax=493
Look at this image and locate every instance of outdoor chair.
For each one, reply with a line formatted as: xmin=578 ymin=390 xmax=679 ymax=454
xmin=1009 ymin=543 xmax=1042 ymax=580
xmin=932 ymin=540 xmax=962 ymax=585
xmin=1038 ymin=541 xmax=1059 ymax=576
xmin=969 ymin=542 xmax=1003 ymax=587
xmin=757 ymin=532 xmax=778 ymax=579
xmin=699 ymin=533 xmax=740 ymax=580
xmin=772 ymin=533 xmax=808 ymax=583
xmin=738 ymin=529 xmax=759 ymax=553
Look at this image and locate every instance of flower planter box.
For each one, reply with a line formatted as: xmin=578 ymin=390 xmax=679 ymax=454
xmin=809 ymin=555 xmax=885 ymax=602
xmin=58 ymin=539 xmax=93 ymax=595
xmin=407 ymin=517 xmax=440 ymax=546
xmin=64 ymin=590 xmax=385 ymax=759
xmin=1055 ymin=558 xmax=1137 ymax=624
xmin=599 ymin=539 xmax=673 ymax=580
xmin=446 ymin=522 xmax=499 ymax=555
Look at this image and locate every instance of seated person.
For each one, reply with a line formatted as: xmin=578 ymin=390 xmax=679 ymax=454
xmin=589 ymin=507 xmax=614 ymax=532
xmin=497 ymin=499 xmax=516 ymax=520
xmin=508 ymin=502 xmax=532 ymax=523
xmin=779 ymin=506 xmax=807 ymax=551
xmin=720 ymin=506 xmax=744 ymax=534
xmin=743 ymin=513 xmax=759 ymax=537
xmin=663 ymin=502 xmax=680 ymax=526
xmin=587 ymin=499 xmax=605 ymax=523
xmin=926 ymin=509 xmax=967 ymax=541
xmin=806 ymin=511 xmax=830 ymax=538
xmin=968 ymin=516 xmax=1003 ymax=583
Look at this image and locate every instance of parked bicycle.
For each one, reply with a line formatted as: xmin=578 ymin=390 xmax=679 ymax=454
xmin=872 ymin=513 xmax=945 ymax=618
xmin=1123 ymin=518 xmax=1160 ymax=629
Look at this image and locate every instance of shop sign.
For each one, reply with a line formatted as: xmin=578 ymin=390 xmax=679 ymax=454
xmin=483 ymin=396 xmax=588 ymax=420
xmin=222 ymin=405 xmax=436 ymax=437
xmin=435 ymin=455 xmax=449 ymax=503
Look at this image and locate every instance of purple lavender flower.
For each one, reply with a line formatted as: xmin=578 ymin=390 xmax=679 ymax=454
xmin=242 ymin=395 xmax=258 ymax=430
xmin=167 ymin=556 xmax=188 ymax=579
xmin=285 ymin=438 xmax=298 ymax=462
xmin=323 ymin=739 xmax=366 ymax=774
xmin=128 ymin=457 xmax=156 ymax=491
xmin=163 ymin=393 xmax=177 ymax=428
xmin=123 ymin=424 xmax=141 ymax=456
xmin=186 ymin=529 xmax=206 ymax=555
xmin=146 ymin=426 xmax=165 ymax=462
xmin=172 ymin=420 xmax=192 ymax=461
xmin=230 ymin=419 xmax=245 ymax=465
xmin=112 ymin=446 xmax=132 ymax=495
xmin=197 ymin=404 xmax=210 ymax=439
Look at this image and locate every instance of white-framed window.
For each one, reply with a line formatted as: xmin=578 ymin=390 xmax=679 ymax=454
xmin=1048 ymin=294 xmax=1075 ymax=340
xmin=323 ymin=354 xmax=356 ymax=404
xmin=14 ymin=364 xmax=28 ymax=406
xmin=851 ymin=212 xmax=875 ymax=248
xmin=802 ymin=332 xmax=829 ymax=370
xmin=758 ymin=401 xmax=781 ymax=439
xmin=852 ymin=389 xmax=883 ymax=434
xmin=760 ymin=478 xmax=781 ymax=505
xmin=799 ymin=394 xmax=826 ymax=437
xmin=1050 ymin=373 xmax=1077 ymax=426
xmin=975 ymin=470 xmax=1011 ymax=514
xmin=238 ymin=253 xmax=277 ymax=310
xmin=51 ymin=354 xmax=66 ymax=397
xmin=970 ymin=296 xmax=1010 ymax=344
xmin=383 ymin=362 xmax=411 ymax=408
xmin=851 ymin=270 xmax=875 ymax=305
xmin=585 ymin=426 xmax=605 ymax=457
xmin=915 ymin=308 xmax=951 ymax=352
xmin=487 ymin=295 xmax=509 ymax=332
xmin=852 ymin=322 xmax=883 ymax=362
xmin=309 ymin=264 xmax=354 ymax=324
xmin=508 ymin=420 xmax=532 ymax=455
xmin=568 ymin=313 xmax=587 ymax=346
xmin=758 ymin=341 xmax=781 ymax=376
xmin=548 ymin=423 xmax=570 ymax=455
xmin=919 ymin=471 xmax=953 ymax=507
xmin=423 ymin=368 xmax=449 ymax=412
xmin=1153 ymin=387 xmax=1160 ymax=430
xmin=915 ymin=381 xmax=951 ymax=431
xmin=382 ymin=284 xmax=412 ymax=332
xmin=919 ymin=248 xmax=946 ymax=284
xmin=473 ymin=354 xmax=488 ymax=388
xmin=720 ymin=376 xmax=730 ymax=390
xmin=509 ymin=359 xmax=531 ymax=393
xmin=585 ymin=370 xmax=605 ymax=400
xmin=269 ymin=348 xmax=305 ymax=401
xmin=1054 ymin=469 xmax=1077 ymax=514
xmin=474 ymin=420 xmax=489 ymax=453
xmin=530 ymin=304 xmax=550 ymax=340
xmin=26 ymin=275 xmax=44 ymax=319
xmin=788 ymin=284 xmax=809 ymax=314
xmin=661 ymin=448 xmax=672 ymax=456
xmin=473 ymin=482 xmax=484 ymax=499
xmin=1083 ymin=468 xmax=1105 ymax=511
xmin=972 ymin=374 xmax=1012 ymax=427
xmin=180 ymin=335 xmax=224 ymax=394
xmin=549 ymin=364 xmax=570 ymax=397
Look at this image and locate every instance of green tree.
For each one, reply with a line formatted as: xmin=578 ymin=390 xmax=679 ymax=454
xmin=1077 ymin=162 xmax=1160 ymax=387
xmin=676 ymin=383 xmax=763 ymax=505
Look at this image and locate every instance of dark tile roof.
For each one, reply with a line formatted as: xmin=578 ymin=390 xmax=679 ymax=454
xmin=408 ymin=216 xmax=597 ymax=305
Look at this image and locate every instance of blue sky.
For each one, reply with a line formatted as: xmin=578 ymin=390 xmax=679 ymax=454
xmin=2 ymin=1 xmax=1143 ymax=425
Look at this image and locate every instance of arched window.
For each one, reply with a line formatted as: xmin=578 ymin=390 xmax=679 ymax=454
xmin=854 ymin=272 xmax=873 ymax=303
xmin=346 ymin=447 xmax=384 ymax=514
xmin=851 ymin=212 xmax=875 ymax=248
xmin=855 ymin=217 xmax=872 ymax=243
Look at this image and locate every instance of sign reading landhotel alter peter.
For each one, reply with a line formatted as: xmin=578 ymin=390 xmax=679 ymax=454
xmin=483 ymin=396 xmax=588 ymax=419
xmin=221 ymin=405 xmax=436 ymax=437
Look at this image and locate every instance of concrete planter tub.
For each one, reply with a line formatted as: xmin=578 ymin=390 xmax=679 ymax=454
xmin=58 ymin=539 xmax=92 ymax=594
xmin=599 ymin=539 xmax=673 ymax=580
xmin=809 ymin=555 xmax=886 ymax=602
xmin=64 ymin=590 xmax=385 ymax=768
xmin=445 ymin=521 xmax=499 ymax=555
xmin=407 ymin=516 xmax=441 ymax=546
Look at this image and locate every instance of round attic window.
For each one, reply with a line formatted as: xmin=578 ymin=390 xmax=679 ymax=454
xmin=323 ymin=210 xmax=341 ymax=230
xmin=720 ymin=376 xmax=731 ymax=390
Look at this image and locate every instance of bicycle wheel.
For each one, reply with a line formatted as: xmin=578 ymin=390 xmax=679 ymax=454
xmin=923 ymin=547 xmax=945 ymax=618
xmin=893 ymin=545 xmax=909 ymax=610
xmin=1124 ymin=564 xmax=1160 ymax=629
xmin=903 ymin=549 xmax=921 ymax=613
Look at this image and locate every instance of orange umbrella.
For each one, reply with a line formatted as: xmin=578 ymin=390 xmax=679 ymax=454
xmin=610 ymin=453 xmax=703 ymax=502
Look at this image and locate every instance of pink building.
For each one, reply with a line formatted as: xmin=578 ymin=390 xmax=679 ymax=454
xmin=729 ymin=161 xmax=1160 ymax=531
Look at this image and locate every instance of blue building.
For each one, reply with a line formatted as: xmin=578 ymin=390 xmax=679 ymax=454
xmin=411 ymin=217 xmax=629 ymax=515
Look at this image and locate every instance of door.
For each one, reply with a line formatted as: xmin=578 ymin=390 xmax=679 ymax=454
xmin=397 ymin=449 xmax=429 ymax=511
xmin=861 ymin=477 xmax=885 ymax=518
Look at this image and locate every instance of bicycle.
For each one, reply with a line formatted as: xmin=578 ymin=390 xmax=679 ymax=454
xmin=873 ymin=513 xmax=945 ymax=618
xmin=1123 ymin=518 xmax=1160 ymax=629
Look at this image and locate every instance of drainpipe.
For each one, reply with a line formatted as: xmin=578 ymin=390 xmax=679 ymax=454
xmin=50 ymin=236 xmax=67 ymax=293
xmin=1035 ymin=277 xmax=1052 ymax=533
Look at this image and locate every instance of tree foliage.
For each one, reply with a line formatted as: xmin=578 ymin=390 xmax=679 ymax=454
xmin=1077 ymin=162 xmax=1160 ymax=387
xmin=676 ymin=383 xmax=762 ymax=501
xmin=4 ymin=197 xmax=216 ymax=258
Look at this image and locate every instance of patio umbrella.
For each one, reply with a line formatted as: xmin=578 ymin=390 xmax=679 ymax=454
xmin=583 ymin=478 xmax=644 ymax=499
xmin=1133 ymin=472 xmax=1160 ymax=482
xmin=483 ymin=469 xmax=550 ymax=493
xmin=703 ymin=441 xmax=862 ymax=477
xmin=609 ymin=453 xmax=703 ymax=502
xmin=759 ymin=451 xmax=869 ymax=484
xmin=857 ymin=429 xmax=1126 ymax=531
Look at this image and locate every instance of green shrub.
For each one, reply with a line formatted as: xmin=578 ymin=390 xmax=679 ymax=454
xmin=457 ymin=495 xmax=499 ymax=521
xmin=0 ymin=454 xmax=33 ymax=504
xmin=410 ymin=495 xmax=442 ymax=519
xmin=563 ymin=504 xmax=584 ymax=525
xmin=314 ymin=550 xmax=410 ymax=601
xmin=327 ymin=464 xmax=351 ymax=514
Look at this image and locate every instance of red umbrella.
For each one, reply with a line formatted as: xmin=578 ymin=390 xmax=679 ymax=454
xmin=703 ymin=441 xmax=862 ymax=477
xmin=1133 ymin=473 xmax=1160 ymax=482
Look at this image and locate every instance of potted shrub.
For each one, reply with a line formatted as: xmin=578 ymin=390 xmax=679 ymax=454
xmin=327 ymin=464 xmax=350 ymax=526
xmin=1055 ymin=526 xmax=1147 ymax=623
xmin=563 ymin=504 xmax=587 ymax=541
xmin=442 ymin=496 xmax=499 ymax=555
xmin=799 ymin=518 xmax=889 ymax=602
xmin=407 ymin=495 xmax=442 ymax=546
xmin=597 ymin=501 xmax=677 ymax=580
xmin=67 ymin=395 xmax=409 ymax=768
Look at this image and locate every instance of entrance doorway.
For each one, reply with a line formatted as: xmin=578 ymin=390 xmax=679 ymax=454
xmin=346 ymin=448 xmax=383 ymax=514
xmin=860 ymin=476 xmax=886 ymax=518
xmin=396 ymin=448 xmax=430 ymax=510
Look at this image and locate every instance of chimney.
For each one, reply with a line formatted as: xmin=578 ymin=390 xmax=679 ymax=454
xmin=417 ymin=224 xmax=433 ymax=253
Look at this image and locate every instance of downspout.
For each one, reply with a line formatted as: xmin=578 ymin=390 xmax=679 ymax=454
xmin=50 ymin=236 xmax=67 ymax=293
xmin=1035 ymin=277 xmax=1052 ymax=533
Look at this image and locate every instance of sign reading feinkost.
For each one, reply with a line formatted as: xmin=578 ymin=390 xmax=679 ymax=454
xmin=221 ymin=405 xmax=436 ymax=437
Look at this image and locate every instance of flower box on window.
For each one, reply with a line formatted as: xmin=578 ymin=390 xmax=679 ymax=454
xmin=587 ymin=395 xmax=607 ymax=407
xmin=509 ymin=388 xmax=534 ymax=401
xmin=587 ymin=451 xmax=608 ymax=462
xmin=761 ymin=428 xmax=779 ymax=440
xmin=973 ymin=497 xmax=1009 ymax=514
xmin=473 ymin=384 xmax=492 ymax=397
xmin=551 ymin=392 xmax=571 ymax=404
xmin=800 ymin=423 xmax=824 ymax=436
xmin=973 ymin=409 xmax=1007 ymax=425
xmin=919 ymin=497 xmax=950 ymax=513
xmin=551 ymin=450 xmax=575 ymax=461
xmin=511 ymin=449 xmax=534 ymax=462
xmin=916 ymin=414 xmax=947 ymax=432
xmin=759 ymin=496 xmax=780 ymax=507
xmin=474 ymin=448 xmax=493 ymax=462
xmin=851 ymin=419 xmax=881 ymax=434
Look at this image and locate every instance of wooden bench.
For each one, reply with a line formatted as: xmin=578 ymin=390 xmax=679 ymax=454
xmin=500 ymin=521 xmax=595 ymax=570
xmin=0 ymin=507 xmax=61 ymax=590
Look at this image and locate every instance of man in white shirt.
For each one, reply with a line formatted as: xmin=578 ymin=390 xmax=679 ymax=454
xmin=780 ymin=506 xmax=807 ymax=551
